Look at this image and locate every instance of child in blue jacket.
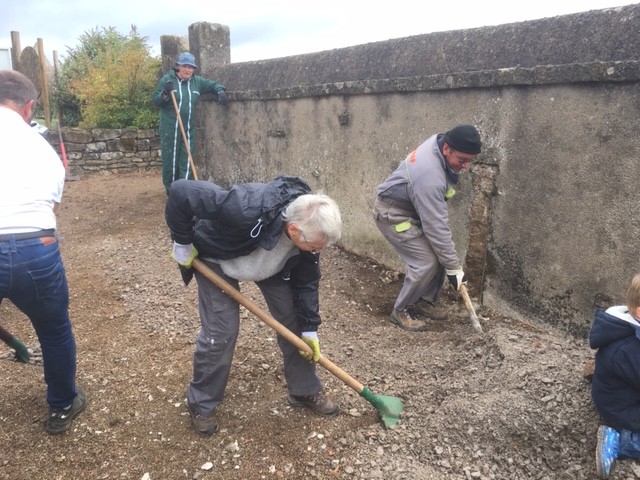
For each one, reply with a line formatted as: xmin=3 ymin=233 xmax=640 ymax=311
xmin=589 ymin=273 xmax=640 ymax=478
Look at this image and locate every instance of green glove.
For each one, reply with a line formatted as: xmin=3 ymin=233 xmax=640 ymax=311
xmin=171 ymin=242 xmax=198 ymax=268
xmin=10 ymin=336 xmax=30 ymax=363
xmin=299 ymin=331 xmax=320 ymax=363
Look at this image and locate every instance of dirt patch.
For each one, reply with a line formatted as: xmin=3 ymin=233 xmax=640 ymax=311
xmin=0 ymin=170 xmax=619 ymax=479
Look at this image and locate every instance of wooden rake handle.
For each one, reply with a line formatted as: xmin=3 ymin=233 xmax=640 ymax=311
xmin=169 ymin=90 xmax=199 ymax=180
xmin=0 ymin=323 xmax=14 ymax=347
xmin=459 ymin=284 xmax=483 ymax=333
xmin=191 ymin=258 xmax=365 ymax=393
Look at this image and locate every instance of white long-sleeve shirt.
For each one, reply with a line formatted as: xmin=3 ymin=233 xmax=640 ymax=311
xmin=0 ymin=107 xmax=64 ymax=234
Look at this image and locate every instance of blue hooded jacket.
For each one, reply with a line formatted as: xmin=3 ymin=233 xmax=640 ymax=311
xmin=589 ymin=306 xmax=640 ymax=431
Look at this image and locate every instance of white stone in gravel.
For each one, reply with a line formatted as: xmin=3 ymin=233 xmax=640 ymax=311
xmin=224 ymin=440 xmax=239 ymax=452
xmin=200 ymin=462 xmax=213 ymax=470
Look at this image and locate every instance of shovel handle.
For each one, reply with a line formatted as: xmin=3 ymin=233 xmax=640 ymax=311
xmin=169 ymin=90 xmax=199 ymax=180
xmin=459 ymin=284 xmax=483 ymax=333
xmin=0 ymin=323 xmax=30 ymax=363
xmin=191 ymin=259 xmax=365 ymax=393
xmin=0 ymin=323 xmax=13 ymax=346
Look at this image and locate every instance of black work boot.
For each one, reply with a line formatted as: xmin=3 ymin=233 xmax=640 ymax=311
xmin=413 ymin=299 xmax=449 ymax=320
xmin=288 ymin=393 xmax=340 ymax=416
xmin=187 ymin=402 xmax=219 ymax=436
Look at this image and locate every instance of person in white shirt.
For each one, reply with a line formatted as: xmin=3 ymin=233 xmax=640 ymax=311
xmin=0 ymin=70 xmax=86 ymax=434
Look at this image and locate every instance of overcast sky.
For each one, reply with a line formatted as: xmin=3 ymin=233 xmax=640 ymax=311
xmin=1 ymin=0 xmax=636 ymax=64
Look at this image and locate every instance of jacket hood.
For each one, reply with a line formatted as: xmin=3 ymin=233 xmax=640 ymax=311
xmin=589 ymin=306 xmax=640 ymax=349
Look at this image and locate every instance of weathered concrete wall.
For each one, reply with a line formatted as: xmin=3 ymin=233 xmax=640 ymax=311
xmin=171 ymin=4 xmax=640 ymax=336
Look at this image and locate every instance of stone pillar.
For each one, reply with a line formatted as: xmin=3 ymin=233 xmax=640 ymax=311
xmin=159 ymin=35 xmax=189 ymax=74
xmin=188 ymin=22 xmax=230 ymax=77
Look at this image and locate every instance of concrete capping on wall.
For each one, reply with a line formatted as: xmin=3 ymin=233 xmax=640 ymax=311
xmin=212 ymin=5 xmax=640 ymax=92
xmin=228 ymin=60 xmax=640 ymax=101
xmin=48 ymin=128 xmax=161 ymax=175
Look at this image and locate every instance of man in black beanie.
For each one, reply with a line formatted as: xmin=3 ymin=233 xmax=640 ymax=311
xmin=372 ymin=124 xmax=481 ymax=331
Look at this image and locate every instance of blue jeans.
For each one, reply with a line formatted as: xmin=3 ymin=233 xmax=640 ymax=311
xmin=0 ymin=235 xmax=77 ymax=409
xmin=619 ymin=429 xmax=640 ymax=458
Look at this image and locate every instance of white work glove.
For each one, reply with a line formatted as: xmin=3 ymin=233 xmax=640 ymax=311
xmin=299 ymin=331 xmax=321 ymax=363
xmin=446 ymin=268 xmax=467 ymax=292
xmin=171 ymin=242 xmax=198 ymax=268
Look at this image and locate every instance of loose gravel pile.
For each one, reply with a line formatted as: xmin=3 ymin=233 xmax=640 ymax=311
xmin=1 ymin=171 xmax=631 ymax=480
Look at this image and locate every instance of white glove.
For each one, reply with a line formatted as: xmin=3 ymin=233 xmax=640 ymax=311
xmin=299 ymin=331 xmax=320 ymax=363
xmin=446 ymin=268 xmax=467 ymax=291
xmin=171 ymin=242 xmax=198 ymax=268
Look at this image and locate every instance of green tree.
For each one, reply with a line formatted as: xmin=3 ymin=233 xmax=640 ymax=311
xmin=52 ymin=26 xmax=160 ymax=129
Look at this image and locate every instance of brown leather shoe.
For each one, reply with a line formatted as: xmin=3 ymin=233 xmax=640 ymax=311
xmin=413 ymin=300 xmax=449 ymax=320
xmin=389 ymin=309 xmax=428 ymax=331
xmin=187 ymin=402 xmax=219 ymax=436
xmin=288 ymin=393 xmax=340 ymax=416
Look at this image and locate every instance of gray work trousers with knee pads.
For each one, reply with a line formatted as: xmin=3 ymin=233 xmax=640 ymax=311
xmin=186 ymin=260 xmax=323 ymax=417
xmin=372 ymin=196 xmax=445 ymax=311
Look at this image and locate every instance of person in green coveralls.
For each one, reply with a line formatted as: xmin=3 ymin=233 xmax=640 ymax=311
xmin=153 ymin=52 xmax=229 ymax=194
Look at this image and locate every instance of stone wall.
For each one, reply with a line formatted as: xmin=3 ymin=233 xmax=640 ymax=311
xmin=161 ymin=4 xmax=640 ymax=335
xmin=48 ymin=128 xmax=161 ymax=175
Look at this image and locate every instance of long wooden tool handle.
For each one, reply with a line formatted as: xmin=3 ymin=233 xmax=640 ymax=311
xmin=459 ymin=284 xmax=483 ymax=333
xmin=192 ymin=259 xmax=365 ymax=392
xmin=0 ymin=323 xmax=14 ymax=346
xmin=169 ymin=91 xmax=199 ymax=180
xmin=0 ymin=299 xmax=9 ymax=346
xmin=57 ymin=124 xmax=68 ymax=168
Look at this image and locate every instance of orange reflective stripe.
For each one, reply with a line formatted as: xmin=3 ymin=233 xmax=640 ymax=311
xmin=409 ymin=149 xmax=417 ymax=163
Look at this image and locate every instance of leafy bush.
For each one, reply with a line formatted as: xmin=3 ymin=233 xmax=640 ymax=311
xmin=53 ymin=26 xmax=161 ymax=129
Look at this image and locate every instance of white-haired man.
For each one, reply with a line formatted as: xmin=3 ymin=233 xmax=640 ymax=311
xmin=165 ymin=176 xmax=343 ymax=435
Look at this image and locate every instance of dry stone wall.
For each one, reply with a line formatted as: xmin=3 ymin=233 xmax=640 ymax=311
xmin=48 ymin=128 xmax=161 ymax=175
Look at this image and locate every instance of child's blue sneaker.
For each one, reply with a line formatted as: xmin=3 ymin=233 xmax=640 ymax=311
xmin=596 ymin=425 xmax=620 ymax=479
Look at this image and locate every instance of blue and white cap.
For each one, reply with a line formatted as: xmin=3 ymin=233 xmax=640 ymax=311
xmin=175 ymin=52 xmax=197 ymax=69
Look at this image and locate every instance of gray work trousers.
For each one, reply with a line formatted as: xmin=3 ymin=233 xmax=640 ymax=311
xmin=372 ymin=196 xmax=445 ymax=310
xmin=187 ymin=260 xmax=323 ymax=417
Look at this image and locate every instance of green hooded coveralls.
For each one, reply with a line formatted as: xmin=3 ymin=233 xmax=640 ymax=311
xmin=153 ymin=69 xmax=225 ymax=194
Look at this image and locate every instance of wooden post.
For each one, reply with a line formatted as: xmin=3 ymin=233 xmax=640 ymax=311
xmin=10 ymin=31 xmax=21 ymax=71
xmin=53 ymin=50 xmax=61 ymax=126
xmin=36 ymin=38 xmax=51 ymax=127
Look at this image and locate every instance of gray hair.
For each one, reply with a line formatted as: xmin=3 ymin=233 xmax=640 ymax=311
xmin=282 ymin=194 xmax=342 ymax=246
xmin=0 ymin=70 xmax=38 ymax=106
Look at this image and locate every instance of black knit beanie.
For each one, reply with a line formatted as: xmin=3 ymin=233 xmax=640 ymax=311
xmin=443 ymin=125 xmax=482 ymax=154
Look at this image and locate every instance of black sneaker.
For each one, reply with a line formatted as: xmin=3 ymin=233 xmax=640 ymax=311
xmin=288 ymin=393 xmax=340 ymax=416
xmin=47 ymin=386 xmax=87 ymax=434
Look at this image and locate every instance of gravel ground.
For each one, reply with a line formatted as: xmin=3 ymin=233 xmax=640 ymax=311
xmin=0 ymin=170 xmax=630 ymax=480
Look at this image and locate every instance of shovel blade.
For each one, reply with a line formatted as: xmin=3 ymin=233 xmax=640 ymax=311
xmin=360 ymin=388 xmax=404 ymax=428
xmin=10 ymin=337 xmax=30 ymax=363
